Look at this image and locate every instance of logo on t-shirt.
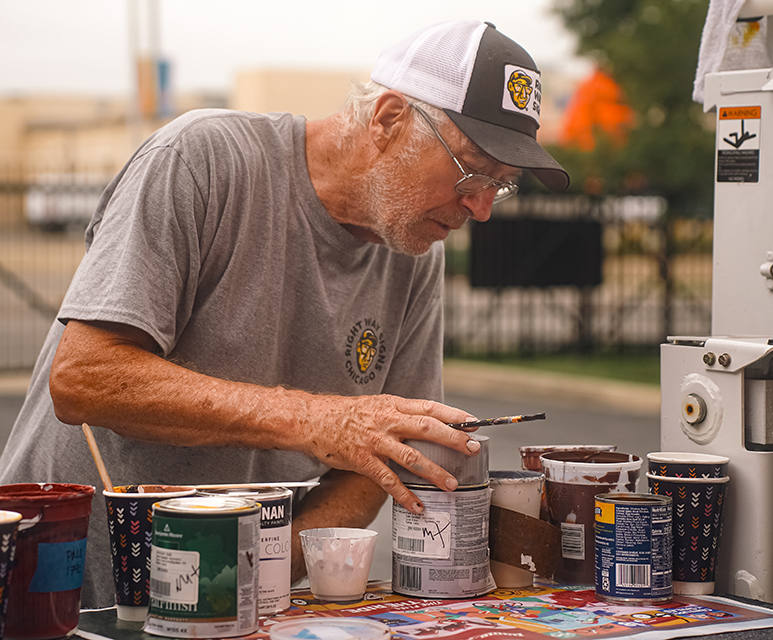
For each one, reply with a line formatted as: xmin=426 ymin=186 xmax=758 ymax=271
xmin=344 ymin=319 xmax=386 ymax=385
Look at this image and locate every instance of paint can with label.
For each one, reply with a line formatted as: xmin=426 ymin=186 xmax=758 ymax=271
xmin=389 ymin=435 xmax=493 ymax=598
xmin=595 ymin=493 xmax=673 ymax=605
xmin=197 ymin=485 xmax=292 ymax=614
xmin=145 ymin=496 xmax=261 ymax=638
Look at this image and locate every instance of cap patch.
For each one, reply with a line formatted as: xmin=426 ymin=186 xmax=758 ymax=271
xmin=502 ymin=65 xmax=541 ymax=125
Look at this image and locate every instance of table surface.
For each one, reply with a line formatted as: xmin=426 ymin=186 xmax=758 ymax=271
xmin=75 ymin=582 xmax=773 ymax=640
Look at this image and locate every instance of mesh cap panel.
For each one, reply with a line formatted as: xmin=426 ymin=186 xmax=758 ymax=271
xmin=371 ymin=20 xmax=487 ymax=112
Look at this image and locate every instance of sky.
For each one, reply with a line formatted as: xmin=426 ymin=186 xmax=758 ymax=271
xmin=0 ymin=0 xmax=592 ymax=97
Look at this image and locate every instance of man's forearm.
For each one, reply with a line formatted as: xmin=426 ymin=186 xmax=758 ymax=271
xmin=290 ymin=469 xmax=387 ymax=583
xmin=50 ymin=319 xmax=320 ymax=451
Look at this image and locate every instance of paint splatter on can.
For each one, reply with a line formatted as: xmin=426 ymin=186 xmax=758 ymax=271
xmin=197 ymin=486 xmax=292 ymax=614
xmin=595 ymin=493 xmax=672 ymax=605
xmin=144 ymin=496 xmax=261 ymax=637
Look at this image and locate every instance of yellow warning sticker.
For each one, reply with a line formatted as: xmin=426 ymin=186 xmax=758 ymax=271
xmin=719 ymin=106 xmax=761 ymax=120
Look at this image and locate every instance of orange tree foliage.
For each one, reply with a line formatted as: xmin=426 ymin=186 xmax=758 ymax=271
xmin=560 ymin=68 xmax=635 ymax=151
xmin=530 ymin=0 xmax=715 ymax=218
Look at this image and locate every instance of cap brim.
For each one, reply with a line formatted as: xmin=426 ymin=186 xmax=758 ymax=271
xmin=445 ymin=110 xmax=570 ymax=193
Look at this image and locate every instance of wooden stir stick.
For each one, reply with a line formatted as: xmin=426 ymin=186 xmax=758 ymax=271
xmin=82 ymin=423 xmax=115 ymax=492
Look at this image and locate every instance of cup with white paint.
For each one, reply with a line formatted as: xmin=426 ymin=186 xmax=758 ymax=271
xmin=300 ymin=527 xmax=378 ymax=601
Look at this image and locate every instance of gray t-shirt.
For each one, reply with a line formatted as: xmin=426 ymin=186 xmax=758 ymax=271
xmin=0 ymin=109 xmax=445 ymax=607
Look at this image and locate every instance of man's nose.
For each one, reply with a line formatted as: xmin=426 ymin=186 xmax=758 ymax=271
xmin=459 ymin=189 xmax=497 ymax=222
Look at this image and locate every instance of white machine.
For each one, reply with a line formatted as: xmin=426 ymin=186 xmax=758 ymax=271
xmin=661 ymin=22 xmax=773 ymax=600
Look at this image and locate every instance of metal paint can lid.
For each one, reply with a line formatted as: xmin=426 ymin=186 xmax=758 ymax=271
xmin=197 ymin=486 xmax=293 ymax=501
xmin=153 ymin=495 xmax=260 ymax=516
xmin=269 ymin=617 xmax=390 ymax=640
xmin=389 ymin=434 xmax=489 ymax=487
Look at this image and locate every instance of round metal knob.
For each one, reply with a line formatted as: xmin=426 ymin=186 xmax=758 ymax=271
xmin=681 ymin=393 xmax=707 ymax=425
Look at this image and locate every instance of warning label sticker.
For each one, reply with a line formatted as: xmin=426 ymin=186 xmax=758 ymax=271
xmin=717 ymin=105 xmax=761 ymax=183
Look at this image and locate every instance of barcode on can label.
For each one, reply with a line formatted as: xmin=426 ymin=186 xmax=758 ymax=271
xmin=396 ymin=565 xmax=422 ymax=591
xmin=616 ymin=563 xmax=651 ymax=588
xmin=397 ymin=536 xmax=425 ymax=553
xmin=150 ymin=577 xmax=171 ymax=597
xmin=561 ymin=522 xmax=585 ymax=559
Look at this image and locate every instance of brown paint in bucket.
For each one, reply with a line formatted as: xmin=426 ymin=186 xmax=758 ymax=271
xmin=540 ymin=451 xmax=641 ymax=585
xmin=0 ymin=483 xmax=95 ymax=640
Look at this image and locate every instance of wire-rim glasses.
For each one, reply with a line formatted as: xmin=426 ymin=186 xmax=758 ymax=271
xmin=410 ymin=104 xmax=519 ymax=204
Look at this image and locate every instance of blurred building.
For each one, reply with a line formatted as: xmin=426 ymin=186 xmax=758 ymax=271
xmin=0 ymin=66 xmax=576 ymax=229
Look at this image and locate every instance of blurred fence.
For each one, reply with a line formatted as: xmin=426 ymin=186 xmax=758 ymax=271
xmin=444 ymin=194 xmax=712 ymax=357
xmin=0 ymin=171 xmax=712 ymax=371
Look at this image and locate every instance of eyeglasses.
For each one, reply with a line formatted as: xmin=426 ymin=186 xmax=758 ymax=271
xmin=410 ymin=104 xmax=519 ymax=204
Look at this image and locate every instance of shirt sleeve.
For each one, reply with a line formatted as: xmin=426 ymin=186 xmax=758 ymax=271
xmin=58 ymin=145 xmax=205 ymax=355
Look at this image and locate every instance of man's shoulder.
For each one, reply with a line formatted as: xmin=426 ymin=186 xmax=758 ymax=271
xmin=172 ymin=108 xmax=295 ymax=134
xmin=147 ymin=109 xmax=300 ymax=151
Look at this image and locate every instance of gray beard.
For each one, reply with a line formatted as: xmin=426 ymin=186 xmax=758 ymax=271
xmin=361 ymin=146 xmax=435 ymax=256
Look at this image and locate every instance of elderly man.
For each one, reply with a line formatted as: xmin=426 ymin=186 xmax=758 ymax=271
xmin=0 ymin=20 xmax=568 ymax=607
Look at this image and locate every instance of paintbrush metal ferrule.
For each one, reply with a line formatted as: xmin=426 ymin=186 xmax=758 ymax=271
xmin=448 ymin=413 xmax=546 ymax=429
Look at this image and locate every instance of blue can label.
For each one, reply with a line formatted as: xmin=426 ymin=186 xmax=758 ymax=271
xmin=595 ymin=494 xmax=672 ymax=604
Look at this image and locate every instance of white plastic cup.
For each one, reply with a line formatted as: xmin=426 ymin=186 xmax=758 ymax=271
xmin=299 ymin=527 xmax=378 ymax=601
xmin=489 ymin=470 xmax=544 ymax=588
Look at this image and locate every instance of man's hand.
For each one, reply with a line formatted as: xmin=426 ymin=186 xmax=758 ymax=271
xmin=293 ymin=394 xmax=480 ymax=514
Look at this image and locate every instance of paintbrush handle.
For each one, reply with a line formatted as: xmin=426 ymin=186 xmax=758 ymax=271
xmin=448 ymin=413 xmax=546 ymax=429
xmin=82 ymin=423 xmax=115 ymax=493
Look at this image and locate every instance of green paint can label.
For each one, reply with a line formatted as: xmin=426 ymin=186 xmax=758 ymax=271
xmin=144 ymin=496 xmax=261 ymax=638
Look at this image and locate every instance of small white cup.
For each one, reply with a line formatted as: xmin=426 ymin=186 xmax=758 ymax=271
xmin=489 ymin=470 xmax=544 ymax=588
xmin=300 ymin=527 xmax=378 ymax=601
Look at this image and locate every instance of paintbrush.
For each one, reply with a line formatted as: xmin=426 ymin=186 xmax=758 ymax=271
xmin=448 ymin=413 xmax=546 ymax=430
xmin=82 ymin=422 xmax=115 ymax=492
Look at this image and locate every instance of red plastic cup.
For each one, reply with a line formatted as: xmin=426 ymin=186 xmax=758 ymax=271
xmin=0 ymin=483 xmax=95 ymax=640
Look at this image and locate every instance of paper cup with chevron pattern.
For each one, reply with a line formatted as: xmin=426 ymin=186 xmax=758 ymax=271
xmin=0 ymin=511 xmax=21 ymax=640
xmin=646 ymin=472 xmax=730 ymax=595
xmin=104 ymin=485 xmax=196 ymax=621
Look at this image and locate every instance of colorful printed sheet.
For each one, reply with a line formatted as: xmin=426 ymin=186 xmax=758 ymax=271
xmin=255 ymin=581 xmax=773 ymax=640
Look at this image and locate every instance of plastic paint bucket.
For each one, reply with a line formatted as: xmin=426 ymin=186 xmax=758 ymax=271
xmin=541 ymin=451 xmax=641 ymax=585
xmin=0 ymin=483 xmax=95 ymax=640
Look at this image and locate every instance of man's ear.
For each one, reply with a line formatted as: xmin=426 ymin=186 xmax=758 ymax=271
xmin=369 ymin=91 xmax=411 ymax=152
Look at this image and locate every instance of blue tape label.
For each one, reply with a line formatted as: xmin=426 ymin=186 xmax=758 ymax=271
xmin=29 ymin=538 xmax=88 ymax=592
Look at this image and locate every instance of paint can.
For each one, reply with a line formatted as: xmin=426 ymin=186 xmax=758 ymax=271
xmin=144 ymin=496 xmax=261 ymax=638
xmin=595 ymin=493 xmax=673 ymax=605
xmin=197 ymin=485 xmax=292 ymax=614
xmin=389 ymin=435 xmax=493 ymax=598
